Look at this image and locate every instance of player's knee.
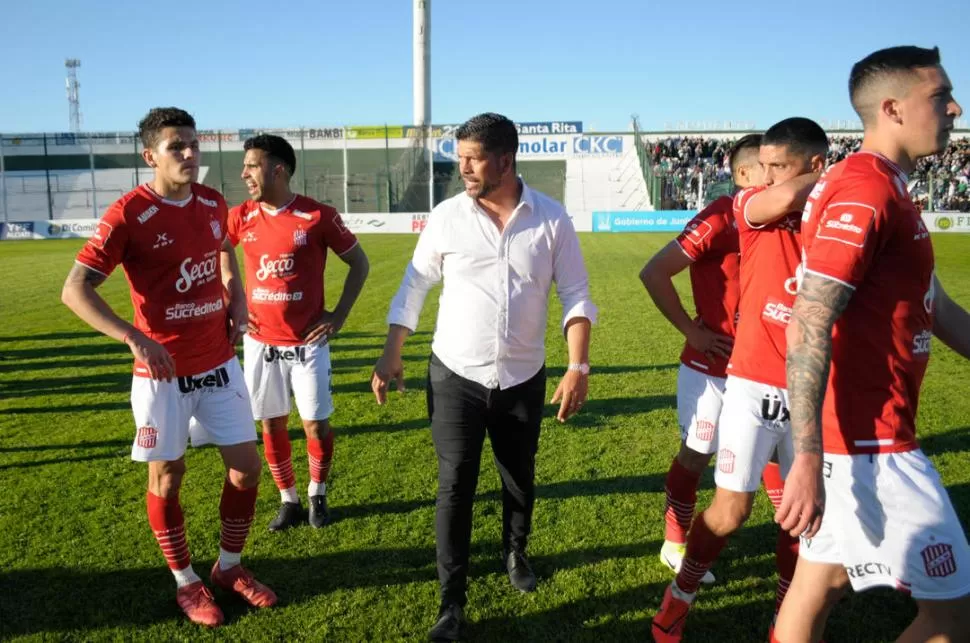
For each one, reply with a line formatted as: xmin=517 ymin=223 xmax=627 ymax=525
xmin=227 ymin=460 xmax=261 ymax=489
xmin=677 ymin=444 xmax=712 ymax=475
xmin=303 ymin=419 xmax=330 ymax=440
xmin=262 ymin=416 xmax=288 ymax=434
xmin=708 ymin=491 xmax=752 ymax=534
xmin=147 ymin=459 xmax=186 ymax=497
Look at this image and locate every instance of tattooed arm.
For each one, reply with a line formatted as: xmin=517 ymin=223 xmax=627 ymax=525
xmin=61 ymin=263 xmax=175 ymax=380
xmin=932 ymin=275 xmax=970 ymax=360
xmin=775 ymin=272 xmax=853 ymax=537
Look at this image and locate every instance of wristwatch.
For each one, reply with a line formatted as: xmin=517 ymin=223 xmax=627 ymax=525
xmin=567 ymin=363 xmax=590 ymax=375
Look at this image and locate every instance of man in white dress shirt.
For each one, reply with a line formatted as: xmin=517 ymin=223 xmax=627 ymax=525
xmin=371 ymin=113 xmax=597 ymax=641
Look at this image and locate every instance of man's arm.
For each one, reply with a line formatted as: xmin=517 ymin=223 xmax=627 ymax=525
xmin=639 ymin=241 xmax=732 ymax=360
xmin=372 ymin=215 xmax=443 ymax=404
xmin=550 ymin=317 xmax=591 ymax=422
xmin=61 ymin=263 xmax=175 ymax=380
xmin=746 ymin=173 xmax=818 ymax=225
xmin=932 ymin=275 xmax=970 ymax=359
xmin=219 ymin=238 xmax=248 ymax=344
xmin=304 ymin=244 xmax=370 ymax=344
xmin=777 ymin=272 xmax=853 ymax=537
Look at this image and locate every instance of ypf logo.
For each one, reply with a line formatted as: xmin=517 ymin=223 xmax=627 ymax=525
xmin=573 ymin=136 xmax=623 ymax=155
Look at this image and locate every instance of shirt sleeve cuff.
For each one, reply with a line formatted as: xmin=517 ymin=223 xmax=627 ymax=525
xmin=562 ymin=301 xmax=598 ymax=330
xmin=386 ymin=308 xmax=419 ymax=332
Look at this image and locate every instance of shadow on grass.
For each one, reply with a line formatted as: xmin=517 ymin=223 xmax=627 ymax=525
xmin=0 ymin=356 xmax=134 ymax=373
xmin=1 ymin=343 xmax=131 ymax=361
xmin=0 ymin=401 xmax=130 ymax=415
xmin=920 ymin=425 xmax=970 ymax=456
xmin=1 ymin=371 xmax=131 ymax=398
xmin=0 ymin=331 xmax=103 ymax=342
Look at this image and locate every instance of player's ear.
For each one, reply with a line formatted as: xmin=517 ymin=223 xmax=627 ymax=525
xmin=881 ymin=97 xmax=903 ymax=126
xmin=141 ymin=147 xmax=156 ymax=168
xmin=810 ymin=153 xmax=825 ymax=173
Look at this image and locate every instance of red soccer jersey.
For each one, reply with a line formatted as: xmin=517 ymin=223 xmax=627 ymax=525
xmin=674 ymin=195 xmax=740 ymax=378
xmin=75 ymin=184 xmax=235 ymax=377
xmin=227 ymin=195 xmax=358 ymax=346
xmin=801 ymin=152 xmax=933 ymax=455
xmin=728 ymin=185 xmax=803 ymax=388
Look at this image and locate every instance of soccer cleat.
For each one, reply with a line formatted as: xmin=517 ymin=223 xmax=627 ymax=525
xmin=210 ymin=562 xmax=278 ymax=608
xmin=268 ymin=501 xmax=304 ymax=532
xmin=660 ymin=540 xmax=715 ymax=584
xmin=651 ymin=583 xmax=694 ymax=643
xmin=176 ymin=581 xmax=224 ymax=627
xmin=308 ymin=494 xmax=332 ymax=528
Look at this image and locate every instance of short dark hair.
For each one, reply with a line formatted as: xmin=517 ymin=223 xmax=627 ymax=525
xmin=849 ymin=46 xmax=941 ymax=123
xmin=138 ymin=107 xmax=196 ymax=149
xmin=729 ymin=134 xmax=762 ymax=175
xmin=244 ymin=134 xmax=297 ymax=177
xmin=762 ymin=117 xmax=829 ymax=159
xmin=455 ymin=113 xmax=518 ymax=161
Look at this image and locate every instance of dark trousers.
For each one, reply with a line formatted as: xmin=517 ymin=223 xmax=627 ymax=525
xmin=427 ymin=353 xmax=546 ymax=604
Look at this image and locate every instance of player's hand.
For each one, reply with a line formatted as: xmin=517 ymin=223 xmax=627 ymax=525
xmin=125 ymin=331 xmax=176 ymax=382
xmin=227 ymin=297 xmax=249 ymax=345
xmin=304 ymin=310 xmax=345 ymax=345
xmin=550 ymin=369 xmax=588 ymax=423
xmin=685 ymin=319 xmax=733 ymax=362
xmin=371 ymin=351 xmax=405 ymax=405
xmin=775 ymin=453 xmax=825 ymax=539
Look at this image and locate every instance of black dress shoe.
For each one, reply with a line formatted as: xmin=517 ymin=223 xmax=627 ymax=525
xmin=428 ymin=601 xmax=464 ymax=641
xmin=308 ymin=494 xmax=332 ymax=528
xmin=506 ymin=550 xmax=537 ymax=593
xmin=268 ymin=501 xmax=304 ymax=531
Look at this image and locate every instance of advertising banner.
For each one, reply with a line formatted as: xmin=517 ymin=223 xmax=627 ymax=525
xmin=922 ymin=211 xmax=970 ymax=232
xmin=592 ymin=211 xmax=695 ymax=233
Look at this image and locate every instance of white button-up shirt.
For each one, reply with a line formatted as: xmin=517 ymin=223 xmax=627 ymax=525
xmin=387 ymin=182 xmax=597 ymax=389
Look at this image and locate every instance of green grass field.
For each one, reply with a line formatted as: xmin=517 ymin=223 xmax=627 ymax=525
xmin=1 ymin=234 xmax=969 ymax=642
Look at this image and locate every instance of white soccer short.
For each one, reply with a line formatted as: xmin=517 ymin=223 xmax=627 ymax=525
xmin=130 ymin=356 xmax=256 ymax=462
xmin=713 ymin=375 xmax=794 ymax=493
xmin=799 ymin=449 xmax=970 ymax=600
xmin=243 ymin=334 xmax=334 ymax=421
xmin=676 ymin=364 xmax=725 ymax=456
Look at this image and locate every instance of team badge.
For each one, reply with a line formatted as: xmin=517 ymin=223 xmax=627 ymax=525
xmin=294 ymin=227 xmax=308 ymax=247
xmin=210 ymin=219 xmax=222 ymax=240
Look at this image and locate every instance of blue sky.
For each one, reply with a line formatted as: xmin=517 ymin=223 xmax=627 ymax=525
xmin=1 ymin=0 xmax=967 ymax=133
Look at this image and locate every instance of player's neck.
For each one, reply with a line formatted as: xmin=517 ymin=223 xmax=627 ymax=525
xmin=859 ymin=133 xmax=916 ymax=176
xmin=260 ymin=190 xmax=296 ymax=210
xmin=150 ymin=177 xmax=193 ymax=202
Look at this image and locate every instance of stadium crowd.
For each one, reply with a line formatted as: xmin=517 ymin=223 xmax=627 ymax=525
xmin=648 ymin=135 xmax=970 ymax=211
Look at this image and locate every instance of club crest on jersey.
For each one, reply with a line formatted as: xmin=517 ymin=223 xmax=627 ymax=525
xmin=293 ymin=227 xmax=308 ymax=247
xmin=210 ymin=219 xmax=222 ymax=240
xmin=136 ymin=426 xmax=158 ymax=449
xmin=921 ymin=542 xmax=957 ymax=578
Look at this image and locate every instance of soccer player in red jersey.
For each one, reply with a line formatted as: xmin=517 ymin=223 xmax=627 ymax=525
xmin=776 ymin=46 xmax=970 ymax=642
xmin=226 ymin=134 xmax=369 ymax=530
xmin=640 ymin=134 xmax=763 ymax=583
xmin=652 ymin=118 xmax=827 ymax=643
xmin=61 ymin=108 xmax=276 ymax=627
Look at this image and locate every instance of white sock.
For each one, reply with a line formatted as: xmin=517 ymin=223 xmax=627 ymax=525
xmin=308 ymin=481 xmax=326 ymax=498
xmin=280 ymin=486 xmax=299 ymax=504
xmin=172 ymin=565 xmax=201 ymax=588
xmin=218 ymin=548 xmax=241 ymax=571
xmin=670 ymin=582 xmax=697 ymax=604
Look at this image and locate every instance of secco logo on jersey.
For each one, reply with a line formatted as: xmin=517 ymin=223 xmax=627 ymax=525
xmin=762 ymin=299 xmax=793 ymax=326
xmin=255 ymin=254 xmax=296 ymax=281
xmin=175 ymin=253 xmax=218 ymax=292
xmin=177 ymin=366 xmax=230 ymax=394
xmin=685 ymin=220 xmax=714 ymax=246
xmin=165 ymin=297 xmax=224 ymax=322
xmin=252 ymin=287 xmax=303 ymax=303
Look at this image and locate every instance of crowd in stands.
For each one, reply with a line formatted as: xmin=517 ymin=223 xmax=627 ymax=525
xmin=647 ymin=135 xmax=970 ymax=212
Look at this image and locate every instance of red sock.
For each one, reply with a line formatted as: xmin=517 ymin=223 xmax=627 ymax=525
xmin=762 ymin=461 xmax=784 ymax=511
xmin=262 ymin=429 xmax=296 ymax=491
xmin=775 ymin=529 xmax=799 ymax=616
xmin=147 ymin=491 xmax=191 ymax=570
xmin=307 ymin=431 xmax=334 ymax=483
xmin=219 ymin=478 xmax=258 ymax=554
xmin=664 ymin=457 xmax=701 ymax=544
xmin=675 ymin=511 xmax=728 ymax=594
